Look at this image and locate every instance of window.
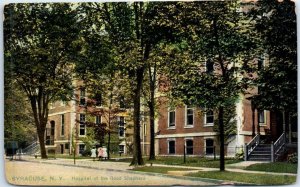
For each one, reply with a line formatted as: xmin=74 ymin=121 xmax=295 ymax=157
xmin=258 ymin=59 xmax=264 ymax=70
xmin=120 ymin=96 xmax=125 ymax=109
xmin=168 ymin=109 xmax=175 ymax=128
xmin=186 ymin=139 xmax=193 ymax=155
xmin=258 ymin=110 xmax=265 ymax=124
xmin=144 ymin=123 xmax=147 ymax=136
xmin=65 ymin=143 xmax=69 ymax=149
xmin=186 ymin=106 xmax=194 ymax=126
xmin=95 ymin=116 xmax=101 ymax=125
xmin=80 ymin=88 xmax=86 ymax=106
xmin=168 ymin=140 xmax=175 ymax=154
xmin=79 ymin=114 xmax=86 ymax=136
xmin=79 ymin=144 xmax=85 ymax=154
xmin=61 ymin=114 xmax=65 ymax=136
xmin=206 ymin=139 xmax=214 ymax=155
xmin=119 ymin=145 xmax=125 ymax=153
xmin=118 ymin=116 xmax=125 ymax=137
xmin=60 ymin=144 xmax=64 ymax=154
xmin=205 ymin=110 xmax=214 ymax=126
xmin=94 ymin=92 xmax=102 ymax=107
xmin=50 ymin=121 xmax=55 ymax=136
xmin=206 ymin=59 xmax=214 ymax=73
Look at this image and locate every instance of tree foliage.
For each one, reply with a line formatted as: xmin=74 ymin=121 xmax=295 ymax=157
xmin=248 ymin=0 xmax=297 ymax=115
xmin=4 ymin=81 xmax=36 ymax=148
xmin=165 ymin=0 xmax=256 ymax=171
xmin=4 ymin=3 xmax=82 ymax=158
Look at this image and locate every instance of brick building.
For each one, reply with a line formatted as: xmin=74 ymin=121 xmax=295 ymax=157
xmin=45 ymin=80 xmax=151 ymax=156
xmin=155 ymin=94 xmax=279 ymax=157
xmin=154 ymin=58 xmax=296 ymax=159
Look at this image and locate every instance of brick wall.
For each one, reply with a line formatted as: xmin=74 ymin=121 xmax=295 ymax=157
xmin=158 ymin=136 xmax=220 ymax=156
xmin=242 ymin=99 xmax=271 ymax=134
xmin=158 ymin=97 xmax=214 ymax=135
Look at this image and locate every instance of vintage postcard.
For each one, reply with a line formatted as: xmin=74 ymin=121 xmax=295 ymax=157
xmin=3 ymin=0 xmax=298 ymax=186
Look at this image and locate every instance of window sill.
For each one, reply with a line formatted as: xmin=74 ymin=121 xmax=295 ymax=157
xmin=167 ymin=127 xmax=176 ymax=130
xmin=184 ymin=126 xmax=194 ymax=129
xmin=204 ymin=124 xmax=214 ymax=127
xmin=259 ymin=123 xmax=266 ymax=126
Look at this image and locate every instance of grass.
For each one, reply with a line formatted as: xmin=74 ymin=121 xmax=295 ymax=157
xmin=187 ymin=171 xmax=296 ymax=185
xmin=48 ymin=154 xmax=91 ymax=159
xmin=132 ymin=166 xmax=197 ymax=174
xmin=48 ymin=154 xmax=243 ymax=168
xmin=244 ymin=162 xmax=298 ymax=174
xmin=132 ymin=166 xmax=297 ymax=185
xmin=114 ymin=156 xmax=243 ymax=168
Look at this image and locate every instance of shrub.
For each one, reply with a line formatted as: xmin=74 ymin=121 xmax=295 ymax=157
xmin=81 ymin=149 xmax=91 ymax=157
xmin=235 ymin=149 xmax=244 ymax=159
xmin=287 ymin=153 xmax=297 ymax=163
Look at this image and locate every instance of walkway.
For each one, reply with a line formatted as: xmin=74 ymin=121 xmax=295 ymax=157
xmin=6 ymin=160 xmax=218 ymax=186
xmin=4 ymin=157 xmax=219 ymax=186
xmin=6 ymin=155 xmax=296 ymax=186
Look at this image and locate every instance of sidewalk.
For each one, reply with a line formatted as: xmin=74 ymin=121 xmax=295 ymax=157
xmin=18 ymin=155 xmax=134 ymax=172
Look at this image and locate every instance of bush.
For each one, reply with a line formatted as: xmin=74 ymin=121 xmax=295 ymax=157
xmin=235 ymin=149 xmax=244 ymax=159
xmin=287 ymin=153 xmax=297 ymax=163
xmin=81 ymin=149 xmax=91 ymax=157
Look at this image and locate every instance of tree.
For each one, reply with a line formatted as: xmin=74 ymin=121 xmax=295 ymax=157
xmin=248 ymin=0 xmax=297 ymax=134
xmin=140 ymin=1 xmax=186 ymax=161
xmin=4 ymin=4 xmax=81 ymax=158
xmin=213 ymin=104 xmax=237 ymax=144
xmin=77 ymin=2 xmax=182 ymax=163
xmin=142 ymin=44 xmax=179 ymax=161
xmin=4 ymin=81 xmax=36 ymax=148
xmin=84 ymin=94 xmax=128 ymax=160
xmin=166 ymin=1 xmax=256 ymax=171
xmin=96 ymin=2 xmax=155 ymax=165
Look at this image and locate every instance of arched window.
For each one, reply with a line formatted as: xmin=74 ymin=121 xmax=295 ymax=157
xmin=50 ymin=121 xmax=55 ymax=136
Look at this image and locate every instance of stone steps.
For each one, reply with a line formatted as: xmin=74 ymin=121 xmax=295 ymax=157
xmin=248 ymin=144 xmax=271 ymax=162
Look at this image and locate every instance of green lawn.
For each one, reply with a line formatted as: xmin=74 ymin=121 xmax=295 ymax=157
xmin=132 ymin=166 xmax=297 ymax=185
xmin=132 ymin=166 xmax=197 ymax=174
xmin=114 ymin=156 xmax=242 ymax=168
xmin=187 ymin=171 xmax=296 ymax=185
xmin=244 ymin=162 xmax=298 ymax=174
xmin=48 ymin=154 xmax=91 ymax=159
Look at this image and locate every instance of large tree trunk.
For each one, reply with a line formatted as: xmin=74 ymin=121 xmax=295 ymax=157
xmin=107 ymin=129 xmax=111 ymax=160
xmin=148 ymin=88 xmax=155 ymax=160
xmin=107 ymin=89 xmax=113 ymax=160
xmin=130 ymin=68 xmax=144 ymax=166
xmin=30 ymin=96 xmax=48 ymax=159
xmin=37 ymin=128 xmax=47 ymax=159
xmin=218 ymin=106 xmax=225 ymax=171
xmin=148 ymin=59 xmax=156 ymax=161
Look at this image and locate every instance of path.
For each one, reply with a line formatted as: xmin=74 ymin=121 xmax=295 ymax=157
xmin=5 ymin=159 xmax=218 ymax=186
